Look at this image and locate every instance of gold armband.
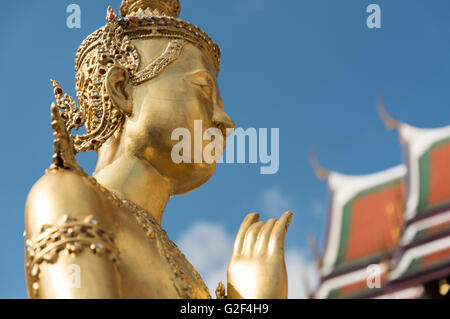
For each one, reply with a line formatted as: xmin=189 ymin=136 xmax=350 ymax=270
xmin=24 ymin=215 xmax=119 ymax=297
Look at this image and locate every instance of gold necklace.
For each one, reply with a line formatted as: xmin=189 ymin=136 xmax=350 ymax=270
xmin=80 ymin=168 xmax=212 ymax=299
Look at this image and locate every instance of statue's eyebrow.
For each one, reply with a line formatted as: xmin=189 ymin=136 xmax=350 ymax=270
xmin=188 ymin=70 xmax=214 ymax=86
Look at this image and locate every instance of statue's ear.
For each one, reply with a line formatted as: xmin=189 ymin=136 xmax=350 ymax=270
xmin=105 ymin=66 xmax=132 ymax=115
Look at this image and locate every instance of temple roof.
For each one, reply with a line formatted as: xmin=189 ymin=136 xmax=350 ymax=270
xmin=321 ymin=165 xmax=406 ymax=276
xmin=316 ymin=120 xmax=450 ymax=298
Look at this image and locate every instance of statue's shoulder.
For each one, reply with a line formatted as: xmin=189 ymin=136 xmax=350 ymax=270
xmin=24 ymin=95 xmax=115 ymax=238
xmin=25 ymin=168 xmax=108 ymax=239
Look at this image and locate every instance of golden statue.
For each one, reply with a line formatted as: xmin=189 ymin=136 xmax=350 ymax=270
xmin=24 ymin=0 xmax=292 ymax=299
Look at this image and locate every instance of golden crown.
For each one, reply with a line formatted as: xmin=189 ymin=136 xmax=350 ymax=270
xmin=51 ymin=0 xmax=221 ymax=155
xmin=120 ymin=0 xmax=181 ymax=18
xmin=75 ymin=0 xmax=220 ymax=76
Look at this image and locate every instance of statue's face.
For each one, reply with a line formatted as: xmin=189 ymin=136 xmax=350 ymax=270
xmin=123 ymin=39 xmax=235 ymax=195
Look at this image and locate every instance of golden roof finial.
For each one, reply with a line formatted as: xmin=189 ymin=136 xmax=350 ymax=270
xmin=300 ymin=267 xmax=315 ymax=299
xmin=120 ymin=0 xmax=181 ymax=18
xmin=376 ymin=234 xmax=393 ymax=279
xmin=309 ymin=149 xmax=330 ymax=181
xmin=377 ymin=95 xmax=398 ymax=131
xmin=439 ymin=278 xmax=450 ymax=296
xmin=308 ymin=234 xmax=323 ymax=270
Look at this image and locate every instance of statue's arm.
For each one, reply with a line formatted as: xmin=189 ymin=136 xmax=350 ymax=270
xmin=25 ymin=169 xmax=121 ymax=299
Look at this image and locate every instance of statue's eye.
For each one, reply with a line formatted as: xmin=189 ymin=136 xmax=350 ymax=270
xmin=198 ymin=84 xmax=212 ymax=99
xmin=189 ymin=70 xmax=214 ymax=99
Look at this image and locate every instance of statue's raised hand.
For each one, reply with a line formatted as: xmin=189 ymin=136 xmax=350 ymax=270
xmin=227 ymin=211 xmax=293 ymax=299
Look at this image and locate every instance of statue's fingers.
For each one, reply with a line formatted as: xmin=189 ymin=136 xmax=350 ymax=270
xmin=268 ymin=211 xmax=293 ymax=254
xmin=232 ymin=212 xmax=260 ymax=256
xmin=242 ymin=221 xmax=265 ymax=255
xmin=254 ymin=218 xmax=277 ymax=254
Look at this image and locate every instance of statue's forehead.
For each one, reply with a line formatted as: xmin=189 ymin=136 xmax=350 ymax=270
xmin=134 ymin=39 xmax=216 ymax=78
xmin=179 ymin=43 xmax=216 ymax=77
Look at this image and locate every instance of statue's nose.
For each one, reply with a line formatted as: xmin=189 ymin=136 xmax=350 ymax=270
xmin=212 ymin=106 xmax=235 ymax=138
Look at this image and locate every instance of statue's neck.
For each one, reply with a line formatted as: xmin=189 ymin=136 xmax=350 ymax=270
xmin=93 ymin=155 xmax=171 ymax=225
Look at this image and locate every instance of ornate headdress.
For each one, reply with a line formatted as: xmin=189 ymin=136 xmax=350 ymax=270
xmin=51 ymin=0 xmax=220 ymax=154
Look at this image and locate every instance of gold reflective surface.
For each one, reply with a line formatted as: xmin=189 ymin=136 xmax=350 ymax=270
xmin=24 ymin=0 xmax=292 ymax=299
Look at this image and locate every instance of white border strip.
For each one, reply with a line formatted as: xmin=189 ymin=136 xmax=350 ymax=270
xmin=316 ymin=263 xmax=387 ymax=299
xmin=399 ymin=123 xmax=450 ymax=221
xmin=402 ymin=210 xmax=450 ymax=245
xmin=374 ymin=286 xmax=424 ymax=299
xmin=389 ymin=235 xmax=450 ymax=280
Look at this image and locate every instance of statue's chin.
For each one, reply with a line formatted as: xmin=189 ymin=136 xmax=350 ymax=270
xmin=170 ymin=163 xmax=216 ymax=196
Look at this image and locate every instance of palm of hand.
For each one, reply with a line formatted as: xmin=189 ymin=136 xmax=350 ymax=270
xmin=227 ymin=211 xmax=293 ymax=299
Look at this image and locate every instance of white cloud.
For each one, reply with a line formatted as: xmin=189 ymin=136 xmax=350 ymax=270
xmin=177 ymin=221 xmax=319 ymax=299
xmin=261 ymin=187 xmax=294 ymax=218
xmin=177 ymin=222 xmax=233 ymax=295
xmin=285 ymin=248 xmax=320 ymax=299
xmin=311 ymin=199 xmax=325 ymax=218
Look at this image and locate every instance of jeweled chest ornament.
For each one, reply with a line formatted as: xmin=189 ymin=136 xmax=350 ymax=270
xmin=53 ymin=2 xmax=220 ymax=154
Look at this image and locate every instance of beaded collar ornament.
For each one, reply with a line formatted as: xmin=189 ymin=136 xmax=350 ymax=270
xmin=51 ymin=0 xmax=221 ymax=154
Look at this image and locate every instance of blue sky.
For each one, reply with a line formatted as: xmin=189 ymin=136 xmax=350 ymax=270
xmin=2 ymin=0 xmax=450 ymax=298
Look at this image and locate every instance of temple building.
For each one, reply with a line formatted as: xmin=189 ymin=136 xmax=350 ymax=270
xmin=312 ymin=106 xmax=450 ymax=299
